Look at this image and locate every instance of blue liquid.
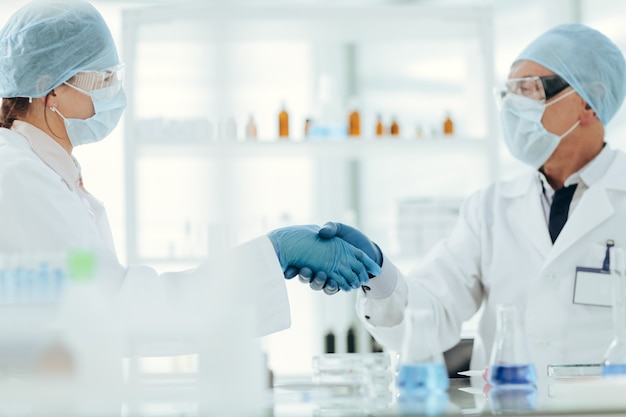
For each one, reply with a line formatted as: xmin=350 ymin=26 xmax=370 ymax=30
xmin=489 ymin=385 xmax=537 ymax=412
xmin=601 ymin=364 xmax=626 ymax=376
xmin=396 ymin=363 xmax=449 ymax=394
xmin=397 ymin=390 xmax=449 ymax=416
xmin=489 ymin=364 xmax=536 ymax=386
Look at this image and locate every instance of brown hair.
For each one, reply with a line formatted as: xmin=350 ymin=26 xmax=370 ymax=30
xmin=0 ymin=97 xmax=31 ymax=129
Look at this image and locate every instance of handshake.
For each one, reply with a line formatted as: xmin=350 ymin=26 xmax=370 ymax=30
xmin=267 ymin=222 xmax=382 ymax=295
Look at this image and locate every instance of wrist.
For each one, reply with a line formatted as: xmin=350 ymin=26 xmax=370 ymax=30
xmin=372 ymin=242 xmax=383 ymax=266
xmin=266 ymin=231 xmax=287 ymax=271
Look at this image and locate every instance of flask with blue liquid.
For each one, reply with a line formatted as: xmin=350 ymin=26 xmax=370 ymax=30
xmin=602 ymin=247 xmax=626 ymax=376
xmin=396 ymin=308 xmax=449 ymax=394
xmin=487 ymin=304 xmax=537 ymax=386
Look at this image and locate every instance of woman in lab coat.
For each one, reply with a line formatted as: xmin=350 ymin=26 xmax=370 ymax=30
xmin=319 ymin=23 xmax=626 ymax=378
xmin=0 ymin=0 xmax=378 ymax=342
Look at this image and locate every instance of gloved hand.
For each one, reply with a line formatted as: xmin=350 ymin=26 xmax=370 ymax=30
xmin=267 ymin=225 xmax=381 ymax=292
xmin=318 ymin=222 xmax=383 ymax=271
xmin=298 ymin=267 xmax=339 ymax=295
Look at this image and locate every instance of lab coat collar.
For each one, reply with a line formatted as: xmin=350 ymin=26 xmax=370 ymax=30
xmin=499 ymin=170 xmax=536 ymax=198
xmin=547 ymin=146 xmax=626 ymax=265
xmin=578 ymin=144 xmax=615 ymax=189
xmin=11 ymin=121 xmax=81 ymax=191
xmin=502 ymin=145 xmax=626 ymax=262
xmin=500 ymin=144 xmax=617 ymax=198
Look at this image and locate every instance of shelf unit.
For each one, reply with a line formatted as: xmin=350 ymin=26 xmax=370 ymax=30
xmin=121 ymin=3 xmax=497 ymax=373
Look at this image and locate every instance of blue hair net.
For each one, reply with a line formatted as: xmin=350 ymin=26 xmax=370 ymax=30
xmin=514 ymin=23 xmax=626 ymax=125
xmin=0 ymin=0 xmax=119 ymax=98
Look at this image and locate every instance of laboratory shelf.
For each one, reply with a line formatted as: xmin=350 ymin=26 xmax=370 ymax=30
xmin=132 ymin=136 xmax=491 ymax=159
xmin=122 ymin=3 xmax=497 ymax=367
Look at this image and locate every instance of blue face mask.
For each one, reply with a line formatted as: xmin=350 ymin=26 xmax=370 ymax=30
xmin=51 ymin=85 xmax=127 ymax=147
xmin=499 ymin=90 xmax=579 ymax=169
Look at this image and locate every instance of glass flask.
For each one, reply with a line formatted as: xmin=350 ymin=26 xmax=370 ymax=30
xmin=396 ymin=308 xmax=449 ymax=394
xmin=396 ymin=390 xmax=449 ymax=416
xmin=602 ymin=247 xmax=626 ymax=376
xmin=488 ymin=385 xmax=537 ymax=413
xmin=488 ymin=304 xmax=537 ymax=386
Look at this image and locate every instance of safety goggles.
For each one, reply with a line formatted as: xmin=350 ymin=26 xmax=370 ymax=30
xmin=495 ymin=75 xmax=570 ymax=104
xmin=64 ymin=63 xmax=125 ymax=100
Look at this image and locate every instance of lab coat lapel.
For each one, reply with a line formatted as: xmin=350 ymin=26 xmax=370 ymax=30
xmin=507 ymin=175 xmax=552 ymax=256
xmin=546 ymin=186 xmax=614 ymax=264
xmin=545 ymin=150 xmax=626 ymax=264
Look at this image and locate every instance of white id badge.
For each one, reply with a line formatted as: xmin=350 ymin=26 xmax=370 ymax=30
xmin=573 ymin=267 xmax=613 ymax=307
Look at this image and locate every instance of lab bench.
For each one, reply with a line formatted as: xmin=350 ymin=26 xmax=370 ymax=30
xmin=4 ymin=363 xmax=626 ymax=416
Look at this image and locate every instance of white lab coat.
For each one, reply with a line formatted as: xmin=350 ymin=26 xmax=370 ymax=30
xmin=358 ymin=146 xmax=626 ymax=377
xmin=0 ymin=123 xmax=291 ymax=342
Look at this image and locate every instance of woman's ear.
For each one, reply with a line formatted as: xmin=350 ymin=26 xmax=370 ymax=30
xmin=580 ymin=102 xmax=598 ymax=127
xmin=44 ymin=90 xmax=57 ymax=108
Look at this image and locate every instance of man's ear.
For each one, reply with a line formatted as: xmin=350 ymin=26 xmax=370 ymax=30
xmin=580 ymin=102 xmax=598 ymax=126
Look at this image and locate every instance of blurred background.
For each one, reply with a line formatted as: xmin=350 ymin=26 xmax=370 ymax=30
xmin=2 ymin=0 xmax=626 ymax=377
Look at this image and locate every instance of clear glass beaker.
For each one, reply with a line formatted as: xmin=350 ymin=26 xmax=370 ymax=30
xmin=396 ymin=308 xmax=449 ymax=394
xmin=488 ymin=304 xmax=537 ymax=386
xmin=602 ymin=247 xmax=626 ymax=376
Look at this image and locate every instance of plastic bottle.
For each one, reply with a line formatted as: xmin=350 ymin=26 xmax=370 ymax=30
xmin=246 ymin=115 xmax=257 ymax=140
xmin=443 ymin=112 xmax=454 ymax=136
xmin=415 ymin=125 xmax=423 ymax=139
xmin=602 ymin=247 xmax=626 ymax=375
xmin=375 ymin=114 xmax=384 ymax=137
xmin=487 ymin=305 xmax=537 ymax=386
xmin=278 ymin=103 xmax=289 ymax=139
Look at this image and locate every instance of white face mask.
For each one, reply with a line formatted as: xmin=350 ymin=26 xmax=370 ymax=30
xmin=500 ymin=89 xmax=579 ymax=169
xmin=51 ymin=85 xmax=127 ymax=147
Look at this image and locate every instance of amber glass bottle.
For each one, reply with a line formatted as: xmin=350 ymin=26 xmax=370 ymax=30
xmin=348 ymin=109 xmax=360 ymax=137
xmin=390 ymin=117 xmax=400 ymax=136
xmin=443 ymin=112 xmax=454 ymax=136
xmin=279 ymin=104 xmax=289 ymax=139
xmin=375 ymin=114 xmax=384 ymax=137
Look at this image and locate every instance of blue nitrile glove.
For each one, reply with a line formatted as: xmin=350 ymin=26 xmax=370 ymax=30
xmin=267 ymin=225 xmax=381 ymax=292
xmin=298 ymin=267 xmax=339 ymax=295
xmin=318 ymin=222 xmax=383 ymax=279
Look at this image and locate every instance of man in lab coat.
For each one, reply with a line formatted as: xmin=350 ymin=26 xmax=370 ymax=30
xmin=318 ymin=23 xmax=626 ymax=378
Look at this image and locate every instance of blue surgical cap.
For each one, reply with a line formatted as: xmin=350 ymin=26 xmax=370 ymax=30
xmin=0 ymin=0 xmax=119 ymax=98
xmin=514 ymin=23 xmax=626 ymax=125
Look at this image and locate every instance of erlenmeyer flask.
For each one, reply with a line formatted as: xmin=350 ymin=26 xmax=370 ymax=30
xmin=396 ymin=308 xmax=449 ymax=394
xmin=488 ymin=304 xmax=537 ymax=386
xmin=488 ymin=384 xmax=537 ymax=413
xmin=602 ymin=247 xmax=626 ymax=376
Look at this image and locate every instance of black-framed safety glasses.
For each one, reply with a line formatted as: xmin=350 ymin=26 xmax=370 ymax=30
xmin=496 ymin=75 xmax=570 ymax=103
